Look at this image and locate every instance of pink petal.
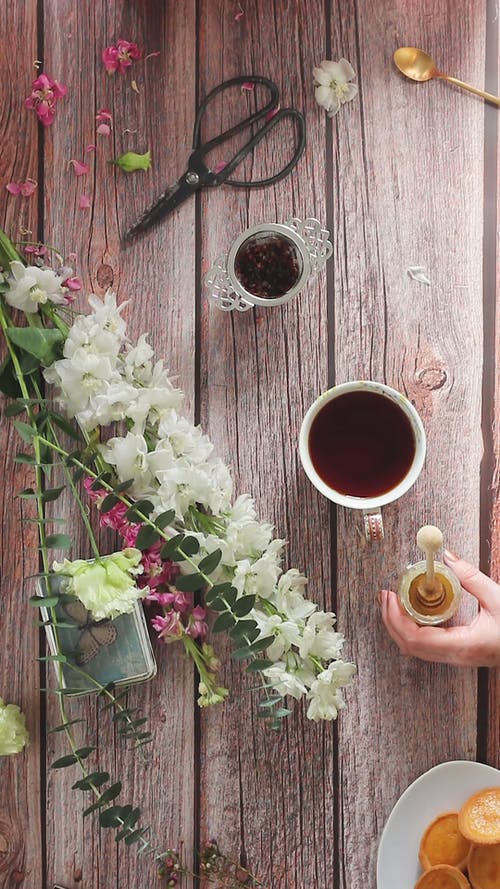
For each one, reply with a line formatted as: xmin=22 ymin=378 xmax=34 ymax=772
xmin=212 ymin=160 xmax=228 ymax=174
xmin=97 ymin=123 xmax=111 ymax=136
xmin=86 ymin=144 xmax=96 ymax=152
xmin=96 ymin=107 xmax=112 ymax=123
xmin=234 ymin=6 xmax=244 ymax=20
xmin=79 ymin=194 xmax=91 ymax=209
xmin=144 ymin=51 xmax=161 ymax=61
xmin=70 ymin=159 xmax=90 ymax=176
xmin=241 ymin=81 xmax=255 ymax=91
xmin=20 ymin=179 xmax=37 ymax=196
xmin=67 ymin=252 xmax=77 ymax=262
xmin=62 ymin=276 xmax=82 ymax=291
xmin=6 ymin=182 xmax=21 ymax=195
xmin=265 ymin=104 xmax=280 ymax=122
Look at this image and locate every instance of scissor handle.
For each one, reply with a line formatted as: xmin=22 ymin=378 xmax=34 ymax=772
xmin=192 ymin=75 xmax=280 ymax=152
xmin=221 ymin=107 xmax=306 ymax=187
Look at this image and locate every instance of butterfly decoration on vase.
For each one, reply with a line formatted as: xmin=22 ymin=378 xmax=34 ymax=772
xmin=62 ymin=599 xmax=117 ymax=666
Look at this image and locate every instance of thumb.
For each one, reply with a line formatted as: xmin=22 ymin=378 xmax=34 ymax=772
xmin=443 ymin=550 xmax=499 ymax=610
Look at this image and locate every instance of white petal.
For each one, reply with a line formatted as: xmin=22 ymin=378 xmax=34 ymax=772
xmin=338 ymin=58 xmax=357 ymax=81
xmin=315 ymin=84 xmax=333 ymax=107
xmin=326 ymin=94 xmax=341 ymax=116
xmin=318 ymin=60 xmax=346 ymax=82
xmin=407 ymin=266 xmax=431 ymax=286
xmin=341 ymin=82 xmax=359 ymax=103
xmin=313 ymin=68 xmax=333 ymax=87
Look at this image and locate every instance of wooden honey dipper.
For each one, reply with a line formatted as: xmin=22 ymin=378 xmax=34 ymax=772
xmin=415 ymin=525 xmax=445 ymax=606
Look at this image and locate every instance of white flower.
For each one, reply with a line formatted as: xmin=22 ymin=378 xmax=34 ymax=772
xmin=313 ymin=58 xmax=358 ymax=117
xmin=5 ymin=261 xmax=69 ymax=313
xmin=45 ymin=350 xmax=120 ymax=421
xmin=0 ymin=698 xmax=29 ymax=755
xmin=87 ymin=291 xmax=128 ymax=342
xmin=100 ymin=432 xmax=155 ymax=496
xmin=299 ymin=611 xmax=346 ymax=661
xmin=275 ymin=569 xmax=316 ymax=621
xmin=251 ymin=612 xmax=303 ymax=662
xmin=306 ymin=661 xmax=356 ymax=722
xmin=262 ymin=662 xmax=312 ymax=700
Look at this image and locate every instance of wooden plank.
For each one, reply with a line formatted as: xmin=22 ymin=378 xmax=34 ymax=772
xmin=486 ymin=0 xmax=500 ymax=770
xmin=198 ymin=3 xmax=336 ymax=887
xmin=42 ymin=1 xmax=197 ymax=885
xmin=0 ymin=2 xmax=43 ymax=887
xmin=331 ymin=2 xmax=486 ymax=885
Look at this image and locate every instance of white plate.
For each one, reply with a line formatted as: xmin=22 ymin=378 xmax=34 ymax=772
xmin=377 ymin=760 xmax=500 ymax=889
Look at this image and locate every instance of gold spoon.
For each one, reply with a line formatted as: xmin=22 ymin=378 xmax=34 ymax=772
xmin=394 ymin=47 xmax=500 ymax=107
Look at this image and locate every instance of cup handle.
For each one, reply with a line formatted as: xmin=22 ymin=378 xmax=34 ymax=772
xmin=363 ymin=511 xmax=384 ymax=543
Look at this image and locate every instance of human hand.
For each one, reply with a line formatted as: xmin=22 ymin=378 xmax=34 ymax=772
xmin=379 ymin=551 xmax=500 ymax=667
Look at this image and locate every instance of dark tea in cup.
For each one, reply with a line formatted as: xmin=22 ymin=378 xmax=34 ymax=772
xmin=308 ymin=389 xmax=416 ymax=498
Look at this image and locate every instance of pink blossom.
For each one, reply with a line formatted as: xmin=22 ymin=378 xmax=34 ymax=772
xmin=70 ymin=159 xmax=89 ymax=176
xmin=186 ymin=605 xmax=208 ymax=640
xmin=24 ymin=244 xmax=47 ymax=257
xmin=121 ymin=522 xmax=140 ymax=547
xmin=83 ymin=477 xmax=106 ymax=504
xmin=25 ymin=72 xmax=67 ymax=126
xmin=241 ymin=81 xmax=255 ymax=91
xmin=6 ymin=179 xmax=37 ymax=197
xmin=151 ymin=611 xmax=184 ymax=641
xmin=79 ymin=194 xmax=91 ymax=209
xmin=96 ymin=108 xmax=112 ymax=136
xmin=146 ymin=589 xmax=191 ymax=612
xmin=102 ymin=40 xmax=141 ymax=74
xmin=61 ymin=276 xmax=82 ymax=291
xmin=97 ymin=123 xmax=111 ymax=136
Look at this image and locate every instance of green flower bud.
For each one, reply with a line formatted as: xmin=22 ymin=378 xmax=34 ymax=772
xmin=111 ymin=150 xmax=151 ymax=172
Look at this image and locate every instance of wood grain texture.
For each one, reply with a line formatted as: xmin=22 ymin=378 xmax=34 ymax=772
xmin=331 ymin=2 xmax=488 ymax=887
xmin=42 ymin=1 xmax=197 ymax=885
xmin=197 ymin=3 xmax=336 ymax=887
xmin=0 ymin=2 xmax=43 ymax=887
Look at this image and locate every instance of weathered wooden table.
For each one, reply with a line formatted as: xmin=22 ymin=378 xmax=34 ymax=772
xmin=1 ymin=2 xmax=499 ymax=887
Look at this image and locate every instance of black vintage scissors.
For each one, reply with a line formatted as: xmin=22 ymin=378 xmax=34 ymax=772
xmin=124 ymin=75 xmax=306 ymax=240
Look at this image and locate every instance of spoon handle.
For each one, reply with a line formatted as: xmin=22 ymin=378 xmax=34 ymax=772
xmin=441 ymin=73 xmax=500 ymax=107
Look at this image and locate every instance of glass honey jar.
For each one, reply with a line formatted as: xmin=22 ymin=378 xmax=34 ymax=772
xmin=398 ymin=559 xmax=462 ymax=626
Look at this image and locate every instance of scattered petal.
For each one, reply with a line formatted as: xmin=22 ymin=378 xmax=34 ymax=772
xmin=97 ymin=123 xmax=111 ymax=136
xmin=111 ymin=150 xmax=151 ymax=172
xmin=144 ymin=51 xmax=161 ymax=61
xmin=85 ymin=144 xmax=97 ymax=152
xmin=70 ymin=159 xmax=90 ymax=176
xmin=212 ymin=161 xmax=228 ymax=174
xmin=20 ymin=179 xmax=37 ymax=196
xmin=96 ymin=107 xmax=112 ymax=123
xmin=131 ymin=79 xmax=140 ymax=94
xmin=102 ymin=40 xmax=141 ymax=74
xmin=234 ymin=5 xmax=244 ymax=20
xmin=121 ymin=128 xmax=138 ymax=135
xmin=67 ymin=252 xmax=77 ymax=262
xmin=407 ymin=266 xmax=431 ymax=286
xmin=6 ymin=183 xmax=21 ymax=195
xmin=79 ymin=194 xmax=91 ymax=209
xmin=241 ymin=81 xmax=255 ymax=91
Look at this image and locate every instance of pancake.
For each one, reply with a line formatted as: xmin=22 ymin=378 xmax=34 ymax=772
xmin=414 ymin=865 xmax=471 ymax=889
xmin=458 ymin=788 xmax=500 ymax=845
xmin=419 ymin=812 xmax=470 ymax=871
xmin=467 ymin=843 xmax=500 ymax=889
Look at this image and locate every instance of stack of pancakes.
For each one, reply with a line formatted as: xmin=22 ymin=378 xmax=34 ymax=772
xmin=414 ymin=787 xmax=500 ymax=889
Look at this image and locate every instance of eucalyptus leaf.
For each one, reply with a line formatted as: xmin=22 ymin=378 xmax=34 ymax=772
xmin=198 ymin=549 xmax=222 ymax=575
xmin=98 ymin=782 xmax=122 ymax=805
xmin=176 ymin=535 xmax=200 ymax=557
xmin=175 ymin=572 xmax=205 ymax=593
xmin=232 ymin=595 xmax=256 ymax=617
xmin=245 ymin=658 xmax=273 ymax=672
xmin=98 ymin=805 xmax=124 ymax=828
xmin=135 ymin=525 xmax=160 ymax=550
xmin=213 ymin=611 xmax=237 ymax=632
xmin=247 ymin=635 xmax=275 ymax=654
xmin=100 ymin=493 xmax=120 ymax=513
xmin=154 ymin=509 xmax=175 ymax=529
xmin=160 ymin=534 xmax=185 ymax=559
xmin=49 ymin=718 xmax=85 ymax=734
xmin=124 ymin=827 xmax=147 ymax=846
xmin=51 ymin=754 xmax=79 ymax=769
xmin=72 ymin=771 xmax=110 ymax=790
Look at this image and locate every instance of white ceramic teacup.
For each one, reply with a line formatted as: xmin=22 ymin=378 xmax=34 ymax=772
xmin=299 ymin=381 xmax=426 ymax=541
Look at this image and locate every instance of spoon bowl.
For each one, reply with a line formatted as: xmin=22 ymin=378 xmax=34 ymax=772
xmin=394 ymin=47 xmax=437 ymax=82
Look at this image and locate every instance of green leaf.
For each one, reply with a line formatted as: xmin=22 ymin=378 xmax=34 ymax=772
xmin=83 ymin=800 xmax=104 ymax=817
xmin=0 ymin=229 xmax=21 ymax=263
xmin=160 ymin=534 xmax=185 ymax=559
xmin=175 ymin=572 xmax=205 ymax=592
xmin=247 ymin=635 xmax=275 ymax=654
xmin=176 ymin=536 xmax=200 ymax=557
xmin=72 ymin=771 xmax=109 ymax=790
xmin=45 ymin=533 xmax=72 ymax=549
xmin=135 ymin=525 xmax=160 ymax=550
xmin=100 ymin=493 xmax=120 ymax=513
xmin=4 ymin=402 xmax=27 ymax=416
xmin=115 ymin=807 xmax=141 ymax=839
xmin=232 ymin=595 xmax=256 ymax=617
xmin=245 ymin=658 xmax=273 ymax=672
xmin=14 ymin=452 xmax=36 ymax=465
xmin=154 ymin=509 xmax=175 ymax=530
xmin=48 ymin=410 xmax=82 ymax=440
xmin=7 ymin=326 xmax=64 ymax=365
xmin=213 ymin=611 xmax=237 ymax=632
xmin=37 ymin=654 xmax=68 ymax=663
xmin=29 ymin=595 xmax=59 ymax=608
xmin=98 ymin=805 xmax=124 ymax=828
xmin=116 ymin=478 xmax=135 ymax=492
xmin=274 ymin=707 xmax=292 ymax=718
xmin=13 ymin=420 xmax=36 ymax=443
xmin=49 ymin=718 xmax=85 ymax=734
xmin=231 ymin=646 xmax=252 ymax=661
xmin=41 ymin=485 xmax=65 ymax=503
xmin=229 ymin=619 xmax=257 ymax=640
xmin=98 ymin=782 xmax=122 ymax=805
xmin=51 ymin=754 xmax=79 ymax=769
xmin=128 ymin=499 xmax=154 ymax=519
xmin=124 ymin=828 xmax=147 ymax=846
xmin=0 ymin=355 xmax=22 ymax=398
xmin=19 ymin=351 xmax=40 ymax=375
xmin=198 ymin=549 xmax=222 ymax=575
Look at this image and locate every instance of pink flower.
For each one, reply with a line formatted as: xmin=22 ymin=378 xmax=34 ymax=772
xmin=146 ymin=589 xmax=191 ymax=612
xmin=24 ymin=244 xmax=47 ymax=257
xmin=25 ymin=72 xmax=67 ymax=126
xmin=186 ymin=605 xmax=208 ymax=640
xmin=79 ymin=194 xmax=91 ymax=209
xmin=70 ymin=159 xmax=89 ymax=176
xmin=61 ymin=276 xmax=82 ymax=291
xmin=6 ymin=179 xmax=37 ymax=197
xmin=102 ymin=40 xmax=141 ymax=74
xmin=151 ymin=611 xmax=184 ymax=642
xmin=121 ymin=522 xmax=140 ymax=547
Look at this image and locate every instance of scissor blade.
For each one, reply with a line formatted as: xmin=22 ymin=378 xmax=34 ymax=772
xmin=124 ymin=179 xmax=186 ymax=240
